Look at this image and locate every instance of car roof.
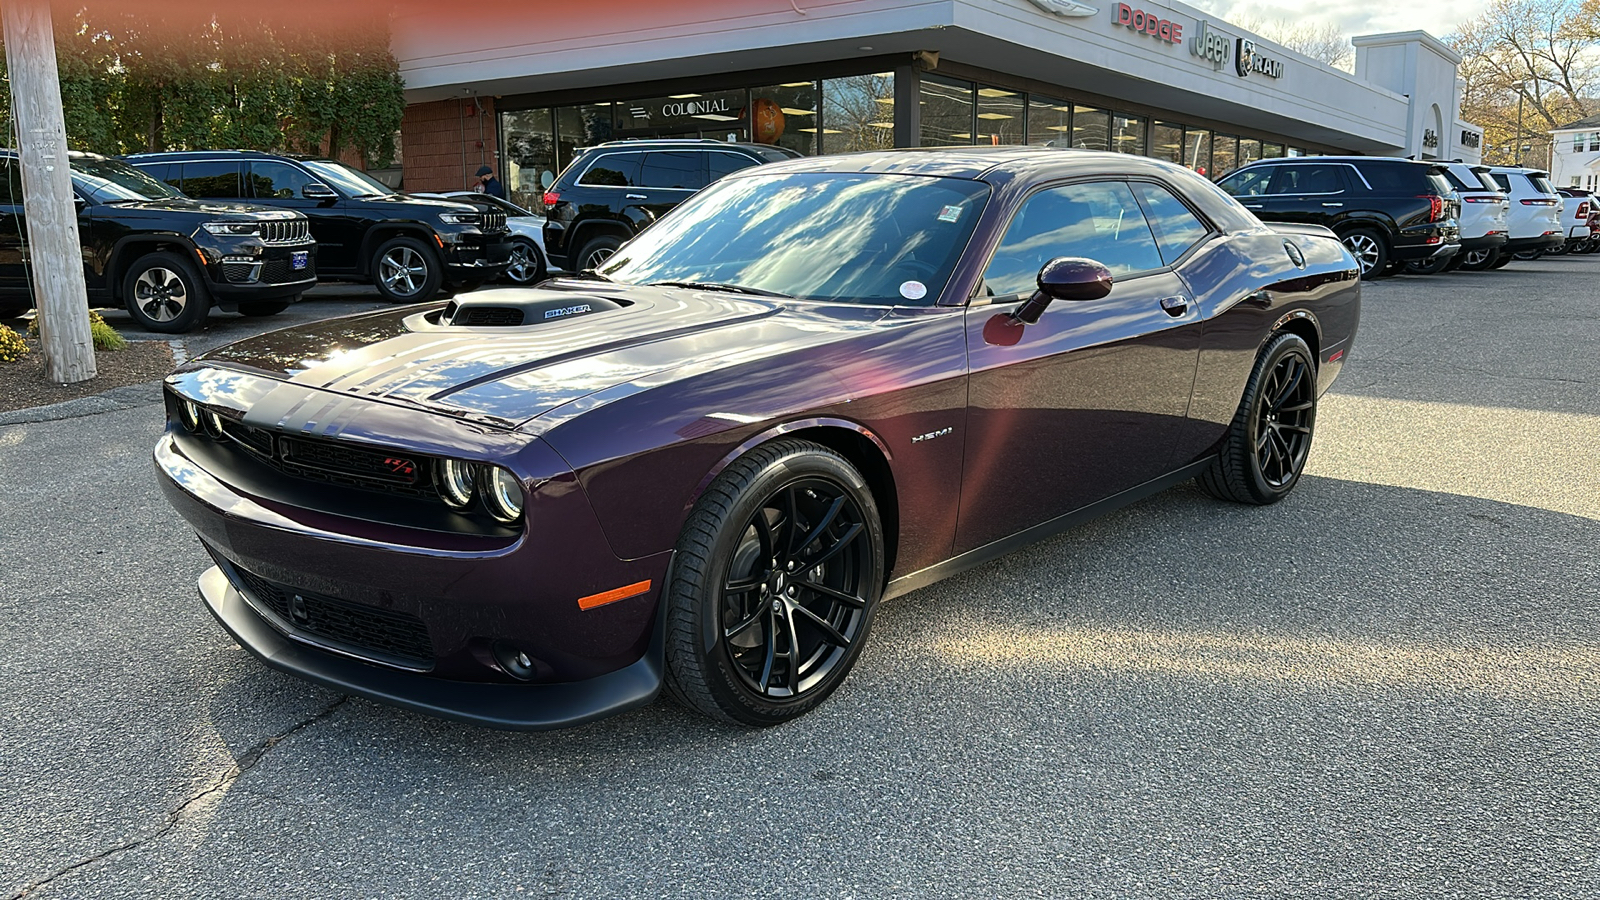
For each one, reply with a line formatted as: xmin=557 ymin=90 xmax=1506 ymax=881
xmin=729 ymin=145 xmax=1209 ymax=181
xmin=586 ymin=139 xmax=796 ymax=154
xmin=123 ymin=149 xmax=338 ymax=164
xmin=1239 ymin=156 xmax=1441 ymax=167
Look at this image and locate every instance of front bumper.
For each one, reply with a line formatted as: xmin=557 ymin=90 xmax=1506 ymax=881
xmin=1459 ymin=233 xmax=1508 ymax=252
xmin=442 ymin=232 xmax=513 ymax=283
xmin=1505 ymin=234 xmax=1565 ymax=253
xmin=198 ymin=566 xmax=663 ymax=730
xmin=1391 ymin=224 xmax=1461 ymax=262
xmin=202 ymin=240 xmax=318 ymax=302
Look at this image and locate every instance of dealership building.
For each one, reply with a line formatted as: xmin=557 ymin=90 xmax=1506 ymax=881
xmin=391 ymin=0 xmax=1482 ymax=209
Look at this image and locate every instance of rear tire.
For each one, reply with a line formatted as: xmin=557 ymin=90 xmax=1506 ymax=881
xmin=576 ymin=234 xmax=624 ymax=271
xmin=123 ymin=251 xmax=209 ymax=333
xmin=664 ymin=439 xmax=885 ymax=726
xmin=1199 ymin=332 xmax=1318 ymax=506
xmin=1404 ymin=255 xmax=1451 ymax=275
xmin=1340 ymin=228 xmax=1388 ymax=280
xmin=1489 ymin=252 xmax=1516 ymax=269
xmin=1458 ymin=247 xmax=1499 ymax=271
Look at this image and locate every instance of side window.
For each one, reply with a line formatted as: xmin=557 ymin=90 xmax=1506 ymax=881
xmin=708 ymin=152 xmax=759 ymax=182
xmin=1217 ymin=168 xmax=1273 ymax=197
xmin=137 ymin=162 xmax=177 ymax=190
xmin=180 ymin=161 xmax=241 ymax=199
xmin=982 ymin=181 xmax=1164 ymax=297
xmin=639 ymin=153 xmax=704 ymax=190
xmin=1490 ymin=173 xmax=1512 ymax=192
xmin=1134 ymin=182 xmax=1210 ymax=265
xmin=577 ymin=154 xmax=641 ymax=187
xmin=1268 ymin=164 xmax=1345 ymax=195
xmin=248 ymin=161 xmax=314 ymax=199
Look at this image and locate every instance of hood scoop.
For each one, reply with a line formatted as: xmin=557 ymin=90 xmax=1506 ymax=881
xmin=439 ymin=288 xmax=627 ymax=327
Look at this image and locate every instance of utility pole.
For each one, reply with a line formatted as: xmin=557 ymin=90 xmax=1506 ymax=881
xmin=2 ymin=0 xmax=94 ymax=383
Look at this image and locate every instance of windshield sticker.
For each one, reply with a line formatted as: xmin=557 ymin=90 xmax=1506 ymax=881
xmin=899 ymin=280 xmax=928 ymax=301
xmin=937 ymin=205 xmax=963 ymax=223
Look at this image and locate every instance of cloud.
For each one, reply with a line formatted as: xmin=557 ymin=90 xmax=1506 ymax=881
xmin=1187 ymin=0 xmax=1491 ymax=39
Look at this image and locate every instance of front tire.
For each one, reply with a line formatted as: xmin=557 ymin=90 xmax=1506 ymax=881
xmin=1340 ymin=228 xmax=1389 ymax=280
xmin=123 ymin=251 xmax=209 ymax=333
xmin=1199 ymin=332 xmax=1318 ymax=506
xmin=371 ymin=236 xmax=442 ymax=303
xmin=664 ymin=440 xmax=885 ymax=726
xmin=504 ymin=238 xmax=547 ymax=285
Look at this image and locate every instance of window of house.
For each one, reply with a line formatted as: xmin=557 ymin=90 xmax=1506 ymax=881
xmin=1071 ymin=106 xmax=1110 ymax=151
xmin=1185 ymin=129 xmax=1212 ymax=175
xmin=976 ymin=86 xmax=1026 ymax=146
xmin=1027 ymin=97 xmax=1072 ymax=146
xmin=1151 ymin=122 xmax=1184 ymax=164
xmin=1111 ymin=113 xmax=1145 ymax=155
xmin=920 ymin=75 xmax=976 ymax=146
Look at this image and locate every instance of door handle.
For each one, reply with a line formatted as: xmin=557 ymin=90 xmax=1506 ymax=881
xmin=1322 ymin=202 xmax=1344 ymax=207
xmin=625 ymin=193 xmax=647 ymax=200
xmin=1159 ymin=295 xmax=1190 ymax=316
xmin=1243 ymin=203 xmax=1264 ymax=209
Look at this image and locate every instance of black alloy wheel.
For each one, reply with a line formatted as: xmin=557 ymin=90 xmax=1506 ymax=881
xmin=665 ymin=440 xmax=884 ymax=726
xmin=1404 ymin=255 xmax=1452 ymax=275
xmin=1547 ymin=242 xmax=1569 ymax=256
xmin=1199 ymin=332 xmax=1318 ymax=505
xmin=1458 ymin=247 xmax=1499 ymax=271
xmin=504 ymin=238 xmax=547 ymax=284
xmin=123 ymin=251 xmax=209 ymax=333
xmin=1489 ymin=252 xmax=1516 ymax=269
xmin=1340 ymin=228 xmax=1388 ymax=280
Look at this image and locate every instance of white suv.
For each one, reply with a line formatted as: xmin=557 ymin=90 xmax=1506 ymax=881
xmin=1435 ymin=163 xmax=1509 ymax=272
xmin=1487 ymin=166 xmax=1564 ymax=266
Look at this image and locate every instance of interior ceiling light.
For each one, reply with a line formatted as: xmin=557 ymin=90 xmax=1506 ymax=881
xmin=668 ymin=93 xmax=701 ymax=99
xmin=978 ymin=112 xmax=1013 ymax=120
xmin=779 ymin=108 xmax=815 ymax=116
xmin=779 ymin=81 xmax=813 ymax=88
xmin=977 ymin=88 xmax=1017 ymax=98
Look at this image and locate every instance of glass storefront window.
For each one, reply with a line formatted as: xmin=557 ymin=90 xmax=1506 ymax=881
xmin=1152 ymin=121 xmax=1183 ymax=164
xmin=555 ymin=103 xmax=614 ymax=171
xmin=1027 ymin=96 xmax=1072 ymax=146
xmin=750 ymin=82 xmax=818 ymax=156
xmin=920 ymin=75 xmax=975 ymax=147
xmin=615 ymin=90 xmax=747 ymax=142
xmin=1111 ymin=113 xmax=1145 ymax=155
xmin=1072 ymin=106 xmax=1110 ymax=151
xmin=1287 ymin=146 xmax=1306 ymax=158
xmin=1238 ymin=138 xmax=1261 ymax=166
xmin=1262 ymin=142 xmax=1285 ymax=159
xmin=1184 ymin=128 xmax=1212 ymax=176
xmin=1212 ymin=134 xmax=1238 ymax=177
xmin=975 ymin=86 xmax=1025 ymax=146
xmin=501 ymin=108 xmax=556 ymax=210
xmin=820 ymin=73 xmax=895 ymax=154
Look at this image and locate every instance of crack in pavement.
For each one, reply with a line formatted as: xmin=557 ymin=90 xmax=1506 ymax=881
xmin=6 ymin=695 xmax=349 ymax=900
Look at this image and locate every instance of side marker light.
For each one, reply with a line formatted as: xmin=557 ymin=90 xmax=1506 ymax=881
xmin=579 ymin=580 xmax=652 ymax=611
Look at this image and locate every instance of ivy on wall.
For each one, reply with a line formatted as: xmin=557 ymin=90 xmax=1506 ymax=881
xmin=0 ymin=10 xmax=404 ymax=168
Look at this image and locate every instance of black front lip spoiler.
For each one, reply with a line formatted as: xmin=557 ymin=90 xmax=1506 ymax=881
xmin=198 ymin=566 xmax=663 ymax=730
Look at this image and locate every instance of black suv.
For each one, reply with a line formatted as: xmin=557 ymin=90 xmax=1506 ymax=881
xmin=542 ymin=139 xmax=801 ymax=270
xmin=1216 ymin=157 xmax=1461 ymax=279
xmin=126 ymin=150 xmax=512 ymax=302
xmin=0 ymin=150 xmax=315 ymax=333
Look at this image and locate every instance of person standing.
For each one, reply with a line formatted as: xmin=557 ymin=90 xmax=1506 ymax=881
xmin=473 ymin=165 xmax=505 ymax=199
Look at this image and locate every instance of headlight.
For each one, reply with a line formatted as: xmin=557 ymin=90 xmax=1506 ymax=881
xmin=438 ymin=212 xmax=480 ymax=225
xmin=437 ymin=458 xmax=477 ymax=509
xmin=201 ymin=221 xmax=261 ymax=236
xmin=481 ymin=466 xmax=525 ymax=524
xmin=201 ymin=408 xmax=225 ymax=438
xmin=177 ymin=399 xmax=201 ymax=432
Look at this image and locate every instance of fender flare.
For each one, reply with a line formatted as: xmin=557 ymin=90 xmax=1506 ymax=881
xmin=683 ymin=416 xmax=895 ymax=519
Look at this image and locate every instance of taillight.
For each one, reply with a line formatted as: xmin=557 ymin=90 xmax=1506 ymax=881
xmin=1521 ymin=198 xmax=1559 ymax=206
xmin=1420 ymin=195 xmax=1444 ymax=222
xmin=1463 ymin=195 xmax=1499 ymax=203
xmin=1579 ymin=202 xmax=1590 ymax=218
xmin=543 ymin=191 xmax=560 ymax=210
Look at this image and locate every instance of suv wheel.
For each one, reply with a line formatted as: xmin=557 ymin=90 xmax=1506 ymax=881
xmin=576 ymin=234 xmax=623 ymax=271
xmin=504 ymin=238 xmax=547 ymax=284
xmin=372 ymin=236 xmax=441 ymax=303
xmin=123 ymin=251 xmax=209 ymax=333
xmin=1340 ymin=229 xmax=1389 ymax=280
xmin=1459 ymin=247 xmax=1499 ymax=270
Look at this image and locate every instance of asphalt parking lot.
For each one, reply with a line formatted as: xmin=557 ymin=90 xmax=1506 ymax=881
xmin=2 ymin=262 xmax=1597 ymax=898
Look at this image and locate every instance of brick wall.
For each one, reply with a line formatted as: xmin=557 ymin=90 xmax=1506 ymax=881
xmin=399 ymin=96 xmax=501 ymax=193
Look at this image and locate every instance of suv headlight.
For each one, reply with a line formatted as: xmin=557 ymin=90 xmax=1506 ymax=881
xmin=438 ymin=212 xmax=481 ymax=226
xmin=202 ymin=221 xmax=261 ymax=236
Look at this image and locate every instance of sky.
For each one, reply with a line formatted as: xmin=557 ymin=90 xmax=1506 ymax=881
xmin=1187 ymin=0 xmax=1492 ymax=40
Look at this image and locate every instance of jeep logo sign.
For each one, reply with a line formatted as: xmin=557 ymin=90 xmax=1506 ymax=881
xmin=1110 ymin=4 xmax=1183 ymax=43
xmin=1191 ymin=20 xmax=1231 ymax=70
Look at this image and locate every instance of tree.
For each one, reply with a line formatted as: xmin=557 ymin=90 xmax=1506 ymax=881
xmin=1449 ymin=0 xmax=1600 ymax=166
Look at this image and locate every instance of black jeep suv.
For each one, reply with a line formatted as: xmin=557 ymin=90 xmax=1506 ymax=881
xmin=1216 ymin=156 xmax=1461 ymax=279
xmin=126 ymin=150 xmax=512 ymax=302
xmin=0 ymin=150 xmax=315 ymax=333
xmin=541 ymin=139 xmax=801 ymax=270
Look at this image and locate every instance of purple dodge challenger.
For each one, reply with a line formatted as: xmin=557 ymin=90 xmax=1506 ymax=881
xmin=156 ymin=148 xmax=1360 ymax=729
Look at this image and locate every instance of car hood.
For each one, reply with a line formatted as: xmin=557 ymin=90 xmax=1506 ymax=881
xmin=98 ymin=198 xmax=301 ymax=219
xmin=351 ymin=193 xmax=481 ymax=213
xmin=188 ymin=282 xmax=889 ymax=427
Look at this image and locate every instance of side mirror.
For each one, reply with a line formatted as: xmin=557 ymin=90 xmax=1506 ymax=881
xmin=1010 ymin=257 xmax=1114 ymax=324
xmin=301 ymin=183 xmax=337 ymax=200
xmin=73 ymin=196 xmax=86 ymax=211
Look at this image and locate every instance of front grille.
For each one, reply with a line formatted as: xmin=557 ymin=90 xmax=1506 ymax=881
xmin=260 ymin=257 xmax=314 ymax=284
xmin=218 ymin=418 xmax=274 ymax=458
xmin=481 ymin=211 xmax=508 ymax=232
xmin=223 ymin=557 xmax=435 ymax=668
xmin=278 ymin=435 xmax=429 ymax=495
xmin=261 ymin=219 xmax=311 ymax=244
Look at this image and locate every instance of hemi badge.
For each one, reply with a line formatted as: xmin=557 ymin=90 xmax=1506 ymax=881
xmin=579 ymin=580 xmax=652 ymax=610
xmin=911 ymin=426 xmax=953 ymax=444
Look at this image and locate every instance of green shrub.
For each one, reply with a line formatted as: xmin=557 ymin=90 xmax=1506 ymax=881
xmin=0 ymin=324 xmax=28 ymax=363
xmin=24 ymin=311 xmax=125 ymax=350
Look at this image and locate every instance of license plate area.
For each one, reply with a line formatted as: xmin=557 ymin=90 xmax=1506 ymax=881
xmin=291 ymin=250 xmax=309 ymax=270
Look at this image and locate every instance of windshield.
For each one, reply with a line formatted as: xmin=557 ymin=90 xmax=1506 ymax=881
xmin=72 ymin=156 xmax=187 ymax=203
xmin=302 ymin=159 xmax=393 ymax=197
xmin=599 ymin=172 xmax=992 ymax=304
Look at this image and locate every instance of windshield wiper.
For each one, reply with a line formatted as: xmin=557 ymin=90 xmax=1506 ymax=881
xmin=648 ymin=280 xmax=792 ymax=299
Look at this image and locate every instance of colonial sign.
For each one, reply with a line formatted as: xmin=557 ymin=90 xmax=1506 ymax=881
xmin=1191 ymin=20 xmax=1231 ymax=71
xmin=1235 ymin=38 xmax=1285 ymax=78
xmin=1111 ymin=4 xmax=1183 ymax=44
xmin=1423 ymin=128 xmax=1439 ymax=149
xmin=661 ymin=97 xmax=732 ymax=118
